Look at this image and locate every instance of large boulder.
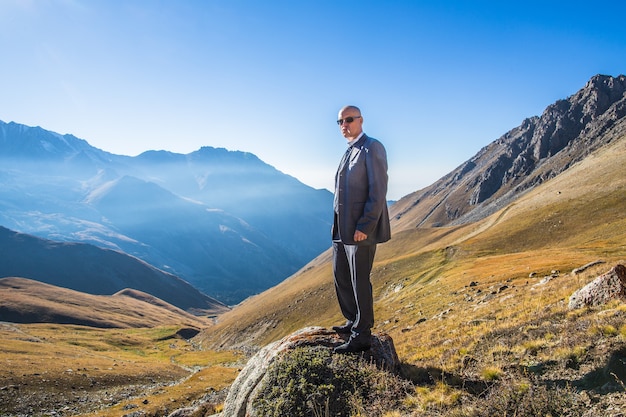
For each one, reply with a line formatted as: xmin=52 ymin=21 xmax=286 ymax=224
xmin=212 ymin=326 xmax=399 ymax=417
xmin=568 ymin=264 xmax=626 ymax=309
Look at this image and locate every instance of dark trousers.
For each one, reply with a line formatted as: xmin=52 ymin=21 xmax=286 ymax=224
xmin=332 ymin=242 xmax=377 ymax=334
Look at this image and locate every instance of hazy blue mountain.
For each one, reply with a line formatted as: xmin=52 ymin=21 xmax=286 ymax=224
xmin=0 ymin=121 xmax=333 ymax=305
xmin=132 ymin=147 xmax=333 ymax=263
xmin=0 ymin=226 xmax=228 ymax=315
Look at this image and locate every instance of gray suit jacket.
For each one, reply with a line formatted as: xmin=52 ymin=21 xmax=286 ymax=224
xmin=332 ymin=134 xmax=391 ymax=245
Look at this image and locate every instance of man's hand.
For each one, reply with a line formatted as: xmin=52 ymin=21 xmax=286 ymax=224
xmin=353 ymin=230 xmax=368 ymax=242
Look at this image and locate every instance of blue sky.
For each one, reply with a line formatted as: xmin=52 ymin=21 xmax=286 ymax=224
xmin=1 ymin=1 xmax=624 ymax=200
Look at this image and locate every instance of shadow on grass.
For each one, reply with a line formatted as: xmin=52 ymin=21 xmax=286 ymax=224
xmin=399 ymin=344 xmax=625 ymax=409
xmin=399 ymin=363 xmax=490 ymax=396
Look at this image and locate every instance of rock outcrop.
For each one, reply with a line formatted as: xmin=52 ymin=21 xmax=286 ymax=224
xmin=223 ymin=327 xmax=399 ymax=417
xmin=392 ymin=74 xmax=626 ymax=230
xmin=568 ymin=264 xmax=626 ymax=309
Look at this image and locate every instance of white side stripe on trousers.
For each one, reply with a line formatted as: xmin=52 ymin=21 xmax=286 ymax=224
xmin=344 ymin=244 xmax=361 ymax=331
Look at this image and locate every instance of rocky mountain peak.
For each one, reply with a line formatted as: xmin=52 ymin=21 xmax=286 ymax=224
xmin=392 ymin=74 xmax=626 ymax=229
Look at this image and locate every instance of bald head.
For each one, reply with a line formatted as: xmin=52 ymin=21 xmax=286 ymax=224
xmin=337 ymin=105 xmax=363 ymax=141
xmin=339 ymin=105 xmax=361 ymax=115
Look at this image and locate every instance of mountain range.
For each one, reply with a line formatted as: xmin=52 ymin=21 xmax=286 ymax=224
xmin=0 ymin=123 xmax=333 ymax=306
xmin=1 ymin=74 xmax=624 ymax=322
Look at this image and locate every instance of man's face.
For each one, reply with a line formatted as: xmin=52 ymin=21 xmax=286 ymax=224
xmin=337 ymin=109 xmax=363 ymax=140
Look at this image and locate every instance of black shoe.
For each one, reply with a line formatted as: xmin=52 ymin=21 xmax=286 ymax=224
xmin=332 ymin=322 xmax=353 ymax=335
xmin=333 ymin=331 xmax=371 ymax=354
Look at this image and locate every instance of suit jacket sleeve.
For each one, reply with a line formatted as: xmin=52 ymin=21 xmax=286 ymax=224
xmin=357 ymin=138 xmax=389 ymax=239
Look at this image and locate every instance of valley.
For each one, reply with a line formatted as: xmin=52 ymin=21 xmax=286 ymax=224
xmin=0 ymin=323 xmax=240 ymax=416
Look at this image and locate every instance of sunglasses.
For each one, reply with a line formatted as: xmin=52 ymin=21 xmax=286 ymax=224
xmin=336 ymin=116 xmax=361 ymax=125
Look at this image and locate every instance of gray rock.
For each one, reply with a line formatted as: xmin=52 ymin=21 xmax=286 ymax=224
xmin=568 ymin=264 xmax=626 ymax=309
xmin=572 ymin=260 xmax=605 ymax=275
xmin=167 ymin=407 xmax=195 ymax=417
xmin=218 ymin=326 xmax=399 ymax=417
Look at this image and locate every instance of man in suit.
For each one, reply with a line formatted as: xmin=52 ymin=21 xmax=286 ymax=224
xmin=332 ymin=105 xmax=391 ymax=354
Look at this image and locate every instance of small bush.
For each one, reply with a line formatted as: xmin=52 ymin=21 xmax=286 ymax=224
xmin=600 ymin=325 xmax=619 ymax=337
xmin=590 ymin=324 xmax=619 ymax=337
xmin=481 ymin=366 xmax=502 ymax=381
xmin=522 ymin=339 xmax=546 ymax=356
xmin=252 ymin=346 xmax=411 ymax=417
xmin=556 ymin=345 xmax=587 ymax=369
xmin=408 ymin=382 xmax=463 ymax=410
xmin=478 ymin=380 xmax=580 ymax=417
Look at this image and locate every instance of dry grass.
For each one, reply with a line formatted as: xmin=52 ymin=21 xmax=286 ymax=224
xmin=0 ymin=323 xmax=241 ymax=416
xmin=0 ymin=277 xmax=211 ymax=328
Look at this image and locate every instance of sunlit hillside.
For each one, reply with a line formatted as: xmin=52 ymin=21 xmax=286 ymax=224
xmin=0 ymin=277 xmax=211 ymax=328
xmin=197 ymin=130 xmax=626 ymax=353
